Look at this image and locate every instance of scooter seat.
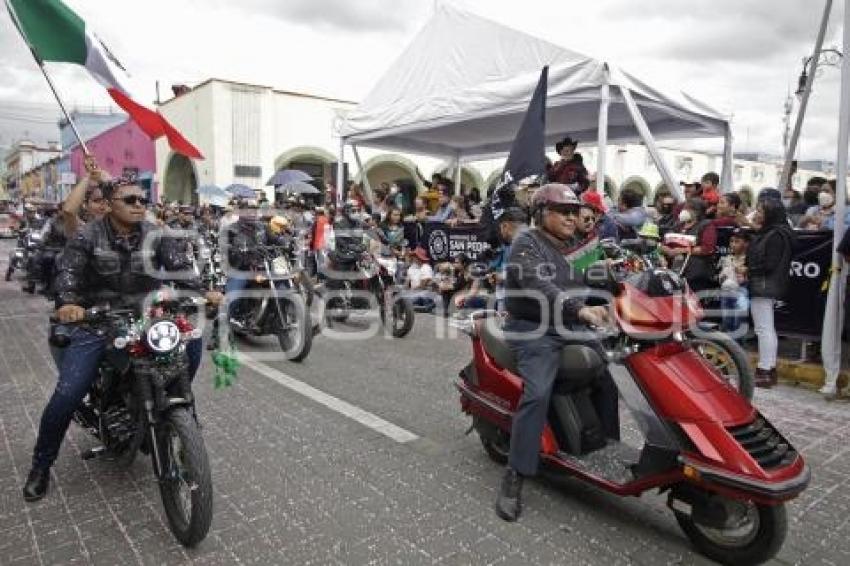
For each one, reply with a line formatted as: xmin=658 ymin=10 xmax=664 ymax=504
xmin=479 ymin=323 xmax=606 ymax=388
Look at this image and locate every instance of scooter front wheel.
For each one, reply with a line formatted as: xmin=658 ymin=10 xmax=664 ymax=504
xmin=4 ymin=266 xmax=12 ymax=281
xmin=689 ymin=331 xmax=754 ymax=400
xmin=675 ymin=499 xmax=787 ymax=565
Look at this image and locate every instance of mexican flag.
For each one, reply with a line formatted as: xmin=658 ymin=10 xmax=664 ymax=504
xmin=6 ymin=0 xmax=203 ymax=159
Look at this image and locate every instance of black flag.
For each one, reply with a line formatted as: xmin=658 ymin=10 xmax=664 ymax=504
xmin=481 ymin=66 xmax=548 ymax=246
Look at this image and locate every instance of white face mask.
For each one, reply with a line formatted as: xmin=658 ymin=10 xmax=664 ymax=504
xmin=819 ymin=192 xmax=835 ymax=207
xmin=678 ymin=209 xmax=693 ymax=223
xmin=389 ymin=185 xmax=398 ymax=195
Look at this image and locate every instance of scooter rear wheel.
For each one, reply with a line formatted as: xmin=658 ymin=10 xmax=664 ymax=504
xmin=477 ymin=423 xmax=510 ymax=465
xmin=675 ymin=499 xmax=787 ymax=565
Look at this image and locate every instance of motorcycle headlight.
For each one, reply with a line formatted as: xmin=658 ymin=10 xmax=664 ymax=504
xmin=145 ymin=321 xmax=181 ymax=354
xmin=272 ymin=256 xmax=290 ymax=275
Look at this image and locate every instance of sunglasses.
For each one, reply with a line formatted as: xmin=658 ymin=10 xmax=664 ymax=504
xmin=113 ymin=195 xmax=149 ymax=207
xmin=88 ymin=197 xmax=105 ymax=204
xmin=547 ymin=204 xmax=579 ymax=217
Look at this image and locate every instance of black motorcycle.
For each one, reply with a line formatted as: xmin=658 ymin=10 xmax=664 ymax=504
xmin=5 ymin=228 xmax=28 ymax=282
xmin=322 ymin=244 xmax=415 ymax=339
xmin=50 ymin=298 xmax=212 ymax=547
xmin=227 ymin=243 xmax=313 ymax=361
xmin=8 ymin=228 xmax=47 ymax=293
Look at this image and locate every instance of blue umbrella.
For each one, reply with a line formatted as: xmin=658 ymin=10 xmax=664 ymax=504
xmin=197 ymin=184 xmax=229 ymax=199
xmin=224 ymin=184 xmax=255 ymax=199
xmin=274 ymin=180 xmax=320 ymax=195
xmin=266 ymin=169 xmax=312 ymax=187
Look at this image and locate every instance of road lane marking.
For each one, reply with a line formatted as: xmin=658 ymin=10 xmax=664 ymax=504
xmin=241 ymin=356 xmax=420 ymax=444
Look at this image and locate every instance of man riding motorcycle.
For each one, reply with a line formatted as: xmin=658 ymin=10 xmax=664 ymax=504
xmin=494 ymin=183 xmax=614 ymax=522
xmin=23 ymin=179 xmax=222 ymax=502
xmin=331 ymin=199 xmax=368 ymax=264
xmin=222 ymin=204 xmax=291 ymax=324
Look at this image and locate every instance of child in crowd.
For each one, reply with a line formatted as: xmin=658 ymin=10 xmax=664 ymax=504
xmin=718 ymin=228 xmax=750 ymax=334
xmin=637 ymin=222 xmax=665 ymax=268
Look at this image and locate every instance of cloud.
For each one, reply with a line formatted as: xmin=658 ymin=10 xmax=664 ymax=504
xmin=211 ymin=0 xmax=425 ymax=33
xmin=599 ymin=0 xmax=835 ymax=63
xmin=0 ymin=0 xmax=845 ymax=163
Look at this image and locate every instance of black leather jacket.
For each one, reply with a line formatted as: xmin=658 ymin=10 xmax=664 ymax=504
xmin=505 ymin=228 xmax=585 ymax=326
xmin=226 ymin=218 xmax=283 ymax=272
xmin=333 ymin=214 xmax=367 ymax=261
xmin=55 ymin=217 xmax=199 ymax=309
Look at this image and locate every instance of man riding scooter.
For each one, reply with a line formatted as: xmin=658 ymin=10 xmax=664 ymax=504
xmin=495 ymin=183 xmax=615 ymax=522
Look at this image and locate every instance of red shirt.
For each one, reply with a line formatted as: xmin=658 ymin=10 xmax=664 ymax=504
xmin=701 ymin=187 xmax=720 ymax=206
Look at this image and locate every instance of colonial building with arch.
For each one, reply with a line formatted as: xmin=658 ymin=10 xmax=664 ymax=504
xmin=153 ymin=78 xmax=835 ymax=207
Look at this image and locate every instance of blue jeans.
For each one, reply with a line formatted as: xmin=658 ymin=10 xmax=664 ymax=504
xmin=720 ymin=287 xmax=749 ymax=334
xmin=225 ymin=277 xmax=249 ymax=319
xmin=34 ymin=327 xmax=203 ymax=470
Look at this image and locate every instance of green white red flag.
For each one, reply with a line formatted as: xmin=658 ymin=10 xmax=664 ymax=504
xmin=6 ymin=0 xmax=203 ymax=159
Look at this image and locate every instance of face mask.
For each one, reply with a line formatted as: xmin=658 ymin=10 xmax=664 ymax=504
xmin=819 ymin=192 xmax=835 ymax=207
xmin=658 ymin=203 xmax=673 ymax=214
xmin=781 ymin=198 xmax=792 ymax=208
xmin=678 ymin=210 xmax=693 ymax=223
xmin=389 ymin=186 xmax=398 ymax=195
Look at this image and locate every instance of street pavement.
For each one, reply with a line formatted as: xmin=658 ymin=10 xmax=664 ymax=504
xmin=1 ymin=238 xmax=850 ymax=565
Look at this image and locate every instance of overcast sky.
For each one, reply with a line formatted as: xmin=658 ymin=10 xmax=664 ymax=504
xmin=0 ymin=0 xmax=845 ymax=161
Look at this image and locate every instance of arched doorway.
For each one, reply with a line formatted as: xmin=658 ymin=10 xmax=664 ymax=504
xmin=591 ymin=175 xmax=617 ymax=200
xmin=620 ymin=176 xmax=652 ymax=203
xmin=273 ymin=146 xmax=336 ymax=180
xmin=739 ymin=185 xmax=756 ymax=209
xmin=163 ymin=153 xmax=198 ymax=205
xmin=434 ymin=163 xmax=484 ymax=195
xmin=358 ymin=154 xmax=420 ymax=191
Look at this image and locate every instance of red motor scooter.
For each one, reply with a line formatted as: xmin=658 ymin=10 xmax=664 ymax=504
xmin=456 ymin=262 xmax=809 ymax=565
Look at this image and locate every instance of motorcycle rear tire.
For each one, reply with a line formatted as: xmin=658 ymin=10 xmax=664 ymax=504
xmin=277 ymin=300 xmax=313 ymax=362
xmin=157 ymin=408 xmax=213 ymax=548
xmin=4 ymin=266 xmax=12 ymax=281
xmin=475 ymin=417 xmax=510 ymax=465
xmin=675 ymin=499 xmax=787 ymax=565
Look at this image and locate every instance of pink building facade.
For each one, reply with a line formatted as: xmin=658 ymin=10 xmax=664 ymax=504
xmin=70 ymin=119 xmax=158 ymax=200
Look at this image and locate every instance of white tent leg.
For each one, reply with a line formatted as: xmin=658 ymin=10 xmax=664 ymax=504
xmin=351 ymin=144 xmax=375 ymax=207
xmin=619 ymin=86 xmax=681 ymax=202
xmin=596 ymin=68 xmax=609 ymax=197
xmin=721 ymin=124 xmax=734 ymax=192
xmin=336 ymin=138 xmax=345 ymax=207
xmin=820 ymin=0 xmax=849 ymax=394
xmin=780 ymin=0 xmax=833 ymax=191
xmin=454 ymin=154 xmax=462 ymax=194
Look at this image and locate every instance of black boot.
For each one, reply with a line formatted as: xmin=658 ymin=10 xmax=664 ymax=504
xmin=754 ymin=368 xmax=774 ymax=389
xmin=22 ymin=467 xmax=50 ymax=502
xmin=494 ymin=468 xmax=524 ymax=522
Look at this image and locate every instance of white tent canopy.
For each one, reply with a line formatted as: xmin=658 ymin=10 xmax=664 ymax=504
xmin=338 ymin=5 xmax=733 ymax=198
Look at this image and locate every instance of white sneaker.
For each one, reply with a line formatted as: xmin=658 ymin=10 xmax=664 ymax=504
xmin=819 ymin=384 xmax=838 ymax=399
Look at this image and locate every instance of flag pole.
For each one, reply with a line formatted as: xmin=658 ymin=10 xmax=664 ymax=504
xmin=36 ymin=62 xmax=90 ymax=156
xmin=5 ymin=0 xmax=90 ymax=155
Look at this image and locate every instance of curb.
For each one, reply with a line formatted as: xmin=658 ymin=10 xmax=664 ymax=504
xmin=748 ymin=354 xmax=850 ymax=389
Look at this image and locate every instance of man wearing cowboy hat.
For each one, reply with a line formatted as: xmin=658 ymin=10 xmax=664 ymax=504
xmin=547 ymin=136 xmax=589 ymax=193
